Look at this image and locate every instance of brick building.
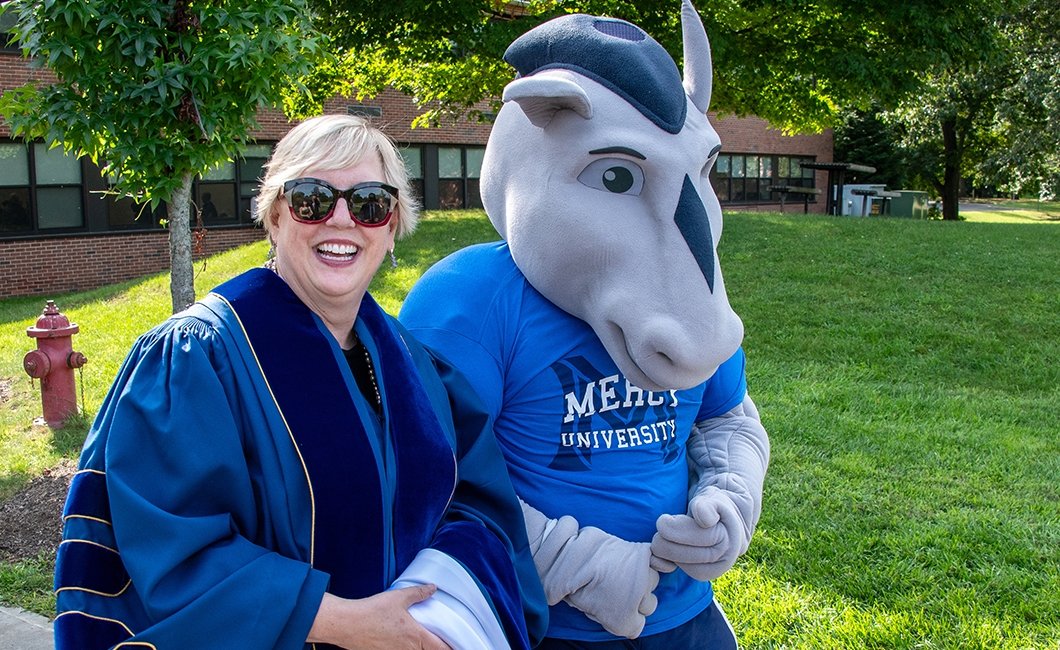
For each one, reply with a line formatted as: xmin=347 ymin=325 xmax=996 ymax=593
xmin=0 ymin=47 xmax=832 ymax=299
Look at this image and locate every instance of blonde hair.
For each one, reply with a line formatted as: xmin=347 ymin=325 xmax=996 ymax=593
xmin=255 ymin=114 xmax=421 ymax=239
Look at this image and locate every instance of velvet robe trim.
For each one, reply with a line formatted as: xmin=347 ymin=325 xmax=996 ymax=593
xmin=212 ymin=268 xmax=457 ymax=596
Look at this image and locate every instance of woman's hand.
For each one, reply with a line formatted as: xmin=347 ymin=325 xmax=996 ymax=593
xmin=308 ymin=586 xmax=451 ymax=649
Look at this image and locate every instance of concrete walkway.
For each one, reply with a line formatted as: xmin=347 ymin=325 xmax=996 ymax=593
xmin=0 ymin=606 xmax=53 ymax=650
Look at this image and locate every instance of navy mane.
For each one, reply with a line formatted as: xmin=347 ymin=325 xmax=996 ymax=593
xmin=504 ymin=14 xmax=687 ymax=134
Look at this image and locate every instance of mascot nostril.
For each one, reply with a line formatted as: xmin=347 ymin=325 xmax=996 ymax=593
xmin=674 ymin=174 xmax=716 ymax=293
xmin=401 ymin=1 xmax=769 ymax=646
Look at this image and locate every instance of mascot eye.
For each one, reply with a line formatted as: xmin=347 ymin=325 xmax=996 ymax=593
xmin=577 ymin=158 xmax=645 ymax=196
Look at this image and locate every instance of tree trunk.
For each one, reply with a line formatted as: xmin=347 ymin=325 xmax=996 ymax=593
xmin=941 ymin=116 xmax=962 ymax=221
xmin=168 ymin=172 xmax=196 ymax=313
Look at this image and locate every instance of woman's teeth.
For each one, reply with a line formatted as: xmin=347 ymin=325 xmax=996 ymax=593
xmin=316 ymin=243 xmax=359 ymax=260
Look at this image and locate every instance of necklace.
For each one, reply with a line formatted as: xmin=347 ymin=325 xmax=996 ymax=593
xmin=353 ymin=334 xmax=382 ymax=413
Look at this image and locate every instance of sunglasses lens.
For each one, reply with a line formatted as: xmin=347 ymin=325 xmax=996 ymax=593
xmin=285 ymin=180 xmax=394 ymax=225
xmin=350 ymin=186 xmax=393 ymax=225
xmin=289 ymin=182 xmax=335 ymax=222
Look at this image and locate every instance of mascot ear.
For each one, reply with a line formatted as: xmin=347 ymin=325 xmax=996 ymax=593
xmin=682 ymin=0 xmax=712 ymax=114
xmin=502 ymin=74 xmax=593 ymax=128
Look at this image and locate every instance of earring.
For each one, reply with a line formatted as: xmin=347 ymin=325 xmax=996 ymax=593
xmin=264 ymin=239 xmax=277 ymax=272
xmin=389 ymin=248 xmax=398 ymax=269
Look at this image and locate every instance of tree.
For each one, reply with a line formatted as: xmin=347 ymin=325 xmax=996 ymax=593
xmin=881 ymin=55 xmax=1007 ymax=219
xmin=881 ymin=0 xmax=1056 ymax=219
xmin=299 ymin=0 xmax=1008 ymax=134
xmin=834 ymin=106 xmax=911 ymax=190
xmin=0 ymin=0 xmax=319 ymax=312
xmin=977 ymin=0 xmax=1060 ymax=199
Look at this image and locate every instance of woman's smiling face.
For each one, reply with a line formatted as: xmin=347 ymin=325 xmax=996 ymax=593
xmin=271 ymin=156 xmax=396 ymax=319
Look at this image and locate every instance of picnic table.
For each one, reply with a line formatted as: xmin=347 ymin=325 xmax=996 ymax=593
xmin=769 ymin=185 xmax=821 ymax=213
xmin=800 ymin=161 xmax=877 ymax=215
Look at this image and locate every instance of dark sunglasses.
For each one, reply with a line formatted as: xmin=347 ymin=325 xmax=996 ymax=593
xmin=282 ymin=177 xmax=398 ymax=227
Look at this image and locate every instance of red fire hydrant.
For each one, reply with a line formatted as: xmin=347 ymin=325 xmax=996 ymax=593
xmin=24 ymin=300 xmax=88 ymax=427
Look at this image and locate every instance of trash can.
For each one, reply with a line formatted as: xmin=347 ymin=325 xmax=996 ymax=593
xmin=889 ymin=190 xmax=930 ymax=218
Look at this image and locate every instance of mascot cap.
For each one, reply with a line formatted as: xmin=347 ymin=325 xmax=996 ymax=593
xmin=504 ymin=13 xmax=687 ymax=134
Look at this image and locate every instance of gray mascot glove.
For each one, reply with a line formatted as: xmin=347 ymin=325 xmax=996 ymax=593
xmin=521 ymin=499 xmax=659 ymax=639
xmin=650 ymin=395 xmax=770 ymax=581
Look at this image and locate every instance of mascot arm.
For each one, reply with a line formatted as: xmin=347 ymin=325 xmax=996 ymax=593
xmin=650 ymin=395 xmax=770 ymax=581
xmin=520 ymin=499 xmax=659 ymax=639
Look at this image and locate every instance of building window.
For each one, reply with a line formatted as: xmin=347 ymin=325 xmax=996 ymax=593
xmin=0 ymin=139 xmax=271 ymax=239
xmin=0 ymin=143 xmax=32 ymax=233
xmin=1 ymin=5 xmax=19 ymax=51
xmin=437 ymin=146 xmax=484 ymax=210
xmin=100 ymin=147 xmax=269 ymax=230
xmin=711 ymin=153 xmax=816 ymax=204
xmin=0 ymin=142 xmax=85 ymax=234
xmin=239 ymin=144 xmax=272 ymax=222
xmin=438 ymin=146 xmax=464 ymax=209
xmin=33 ymin=143 xmax=83 ymax=229
xmin=194 ymin=147 xmax=272 ymax=226
xmin=466 ymin=147 xmax=484 ymax=209
xmin=196 ymin=162 xmax=238 ymax=225
xmin=776 ymin=156 xmax=815 ymax=188
xmin=400 ymin=146 xmax=424 ymax=203
xmin=103 ymin=187 xmax=162 ymax=230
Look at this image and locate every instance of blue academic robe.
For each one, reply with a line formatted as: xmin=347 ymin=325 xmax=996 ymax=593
xmin=54 ymin=268 xmax=547 ymax=649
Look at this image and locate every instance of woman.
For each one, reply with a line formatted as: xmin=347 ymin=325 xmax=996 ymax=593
xmin=53 ymin=115 xmax=547 ymax=649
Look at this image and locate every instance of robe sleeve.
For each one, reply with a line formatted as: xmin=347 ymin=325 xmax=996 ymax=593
xmin=396 ymin=329 xmax=548 ymax=649
xmin=57 ymin=319 xmax=329 ymax=649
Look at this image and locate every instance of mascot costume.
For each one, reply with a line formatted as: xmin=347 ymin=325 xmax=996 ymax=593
xmin=401 ymin=1 xmax=770 ymax=646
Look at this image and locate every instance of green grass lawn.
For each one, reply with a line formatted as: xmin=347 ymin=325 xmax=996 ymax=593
xmin=2 ymin=209 xmax=1058 ymax=648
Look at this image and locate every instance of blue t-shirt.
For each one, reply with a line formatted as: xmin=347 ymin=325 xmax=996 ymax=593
xmin=400 ymin=242 xmax=747 ymax=641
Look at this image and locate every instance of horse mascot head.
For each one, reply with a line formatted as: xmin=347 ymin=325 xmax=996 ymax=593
xmin=481 ymin=0 xmax=744 ymax=392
